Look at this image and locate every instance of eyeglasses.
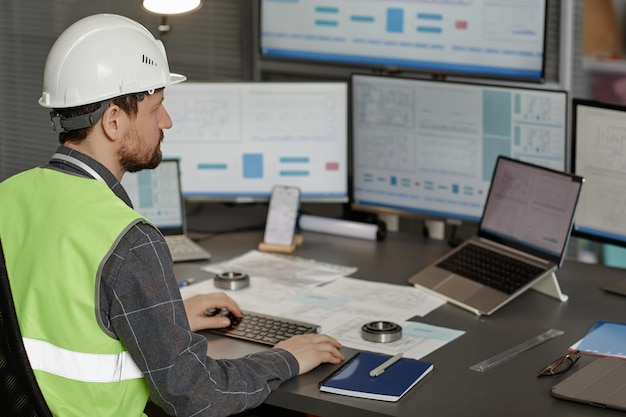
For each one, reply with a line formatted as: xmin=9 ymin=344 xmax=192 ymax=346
xmin=537 ymin=350 xmax=580 ymax=377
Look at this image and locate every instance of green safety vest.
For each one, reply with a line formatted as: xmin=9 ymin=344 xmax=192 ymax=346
xmin=0 ymin=167 xmax=151 ymax=417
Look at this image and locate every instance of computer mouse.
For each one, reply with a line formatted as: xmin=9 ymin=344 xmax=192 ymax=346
xmin=205 ymin=308 xmax=241 ymax=329
xmin=225 ymin=311 xmax=242 ymax=329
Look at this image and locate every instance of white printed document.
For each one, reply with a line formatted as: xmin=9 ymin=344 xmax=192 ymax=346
xmin=203 ymin=250 xmax=357 ymax=287
xmin=181 ymin=272 xmax=457 ymax=359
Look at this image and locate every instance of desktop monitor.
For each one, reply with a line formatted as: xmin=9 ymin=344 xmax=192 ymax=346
xmin=260 ymin=0 xmax=548 ymax=82
xmin=161 ymin=81 xmax=349 ymax=203
xmin=121 ymin=159 xmax=184 ymax=233
xmin=571 ymin=99 xmax=626 ymax=247
xmin=351 ymin=73 xmax=568 ymax=223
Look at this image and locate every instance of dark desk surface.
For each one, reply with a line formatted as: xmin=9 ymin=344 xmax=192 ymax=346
xmin=175 ymin=229 xmax=626 ymax=417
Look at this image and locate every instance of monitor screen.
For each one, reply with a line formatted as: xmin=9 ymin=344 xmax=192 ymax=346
xmin=351 ymin=73 xmax=568 ymax=223
xmin=161 ymin=81 xmax=349 ymax=203
xmin=260 ymin=0 xmax=547 ymax=82
xmin=121 ymin=160 xmax=184 ymax=233
xmin=571 ymin=99 xmax=626 ymax=247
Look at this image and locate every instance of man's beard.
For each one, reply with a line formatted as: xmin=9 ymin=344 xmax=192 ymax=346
xmin=119 ymin=129 xmax=163 ymax=173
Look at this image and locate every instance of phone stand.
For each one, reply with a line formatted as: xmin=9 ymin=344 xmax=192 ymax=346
xmin=257 ymin=234 xmax=303 ymax=254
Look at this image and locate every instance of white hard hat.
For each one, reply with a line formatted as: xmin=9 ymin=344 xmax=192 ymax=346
xmin=39 ymin=14 xmax=186 ymax=108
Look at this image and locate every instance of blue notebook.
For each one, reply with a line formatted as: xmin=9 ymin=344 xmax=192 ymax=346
xmin=319 ymin=351 xmax=433 ymax=402
xmin=576 ymin=321 xmax=626 ymax=358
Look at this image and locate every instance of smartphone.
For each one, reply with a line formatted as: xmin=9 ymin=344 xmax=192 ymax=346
xmin=263 ymin=185 xmax=301 ymax=246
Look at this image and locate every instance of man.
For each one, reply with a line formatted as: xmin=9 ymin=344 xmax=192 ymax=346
xmin=0 ymin=14 xmax=343 ymax=417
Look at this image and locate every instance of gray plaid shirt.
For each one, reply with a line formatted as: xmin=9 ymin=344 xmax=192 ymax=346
xmin=47 ymin=146 xmax=299 ymax=417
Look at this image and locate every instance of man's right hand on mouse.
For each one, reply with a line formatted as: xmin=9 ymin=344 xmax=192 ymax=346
xmin=183 ymin=292 xmax=243 ymax=332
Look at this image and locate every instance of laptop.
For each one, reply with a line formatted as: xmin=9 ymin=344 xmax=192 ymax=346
xmin=121 ymin=159 xmax=211 ymax=262
xmin=552 ymin=356 xmax=626 ymax=411
xmin=408 ymin=156 xmax=584 ymax=316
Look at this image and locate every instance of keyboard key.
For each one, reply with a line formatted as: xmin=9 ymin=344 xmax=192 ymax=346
xmin=437 ymin=244 xmax=544 ymax=294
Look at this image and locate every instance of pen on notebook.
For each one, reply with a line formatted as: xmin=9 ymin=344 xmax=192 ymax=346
xmin=369 ymin=353 xmax=403 ymax=377
xmin=178 ymin=277 xmax=195 ymax=288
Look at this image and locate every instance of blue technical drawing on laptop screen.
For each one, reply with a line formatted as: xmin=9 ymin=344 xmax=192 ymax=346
xmin=479 ymin=158 xmax=582 ymax=258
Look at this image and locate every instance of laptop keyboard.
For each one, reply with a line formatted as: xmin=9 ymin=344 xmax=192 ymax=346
xmin=437 ymin=244 xmax=544 ymax=294
xmin=205 ymin=310 xmax=320 ymax=346
xmin=165 ymin=235 xmax=211 ymax=262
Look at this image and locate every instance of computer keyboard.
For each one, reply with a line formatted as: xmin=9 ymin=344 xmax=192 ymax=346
xmin=165 ymin=235 xmax=211 ymax=262
xmin=205 ymin=309 xmax=321 ymax=346
xmin=437 ymin=244 xmax=544 ymax=294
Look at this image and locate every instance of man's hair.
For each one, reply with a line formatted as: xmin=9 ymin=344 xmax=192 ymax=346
xmin=56 ymin=93 xmax=143 ymax=144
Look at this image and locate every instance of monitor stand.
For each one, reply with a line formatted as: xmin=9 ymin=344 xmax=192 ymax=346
xmin=378 ymin=213 xmax=399 ymax=232
xmin=531 ymin=272 xmax=568 ymax=302
xmin=425 ymin=219 xmax=445 ymax=240
xmin=445 ymin=220 xmax=464 ymax=248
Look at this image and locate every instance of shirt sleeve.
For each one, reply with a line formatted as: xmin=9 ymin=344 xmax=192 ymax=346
xmin=99 ymin=223 xmax=300 ymax=417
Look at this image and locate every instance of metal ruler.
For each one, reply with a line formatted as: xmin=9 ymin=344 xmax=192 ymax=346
xmin=470 ymin=328 xmax=564 ymax=372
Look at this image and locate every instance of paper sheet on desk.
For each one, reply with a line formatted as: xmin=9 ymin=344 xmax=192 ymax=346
xmin=181 ymin=276 xmax=305 ymax=313
xmin=277 ymin=277 xmax=456 ymax=359
xmin=325 ymin=319 xmax=464 ymax=360
xmin=202 ymin=250 xmax=357 ymax=287
xmin=180 ymin=276 xmax=458 ymax=359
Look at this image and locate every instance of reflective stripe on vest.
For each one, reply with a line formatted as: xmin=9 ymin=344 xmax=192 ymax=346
xmin=24 ymin=337 xmax=143 ymax=383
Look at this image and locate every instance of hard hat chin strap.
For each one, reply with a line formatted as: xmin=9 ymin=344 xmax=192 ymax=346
xmin=49 ymin=98 xmax=113 ymax=132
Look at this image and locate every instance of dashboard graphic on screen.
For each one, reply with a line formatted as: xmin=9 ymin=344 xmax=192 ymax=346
xmin=161 ymin=82 xmax=348 ymax=202
xmin=351 ymin=74 xmax=567 ymax=223
xmin=260 ymin=0 xmax=547 ymax=81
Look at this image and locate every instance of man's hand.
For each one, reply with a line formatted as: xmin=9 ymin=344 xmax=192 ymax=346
xmin=183 ymin=292 xmax=243 ymax=332
xmin=275 ymin=334 xmax=345 ymax=375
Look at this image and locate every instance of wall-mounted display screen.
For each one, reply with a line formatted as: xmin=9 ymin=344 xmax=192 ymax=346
xmin=260 ymin=0 xmax=548 ymax=82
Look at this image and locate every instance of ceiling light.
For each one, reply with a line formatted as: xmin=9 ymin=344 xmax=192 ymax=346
xmin=142 ymin=0 xmax=202 ymax=15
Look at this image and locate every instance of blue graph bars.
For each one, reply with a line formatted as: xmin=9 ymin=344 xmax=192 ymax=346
xmin=386 ymin=8 xmax=403 ymax=33
xmin=315 ymin=5 xmax=338 ymax=27
xmin=313 ymin=5 xmax=445 ymax=36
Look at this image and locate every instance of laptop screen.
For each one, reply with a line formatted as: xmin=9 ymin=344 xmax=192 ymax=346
xmin=121 ymin=159 xmax=185 ymax=235
xmin=478 ymin=156 xmax=583 ymax=263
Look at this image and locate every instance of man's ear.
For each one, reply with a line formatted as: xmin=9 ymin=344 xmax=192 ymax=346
xmin=101 ymin=103 xmax=123 ymax=140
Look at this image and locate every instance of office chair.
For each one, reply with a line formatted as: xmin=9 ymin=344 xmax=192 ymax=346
xmin=0 ymin=242 xmax=53 ymax=417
